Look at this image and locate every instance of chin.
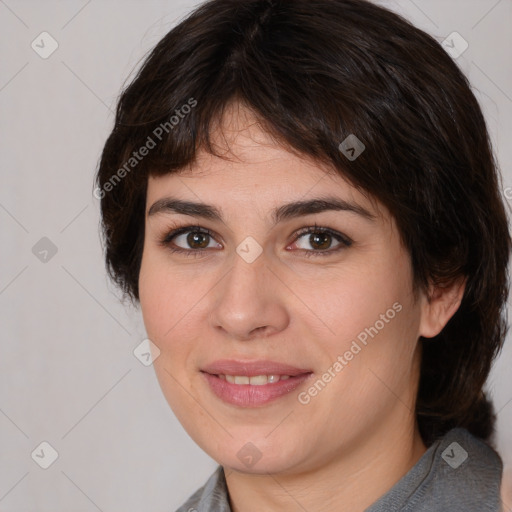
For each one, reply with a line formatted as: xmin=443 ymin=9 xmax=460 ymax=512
xmin=205 ymin=435 xmax=307 ymax=475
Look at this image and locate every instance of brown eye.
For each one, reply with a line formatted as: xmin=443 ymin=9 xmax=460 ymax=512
xmin=307 ymin=232 xmax=333 ymax=250
xmin=160 ymin=225 xmax=222 ymax=256
xmin=186 ymin=231 xmax=211 ymax=249
xmin=290 ymin=226 xmax=352 ymax=257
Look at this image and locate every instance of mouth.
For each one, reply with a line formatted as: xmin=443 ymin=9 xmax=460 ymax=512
xmin=217 ymin=374 xmax=292 ymax=385
xmin=200 ymin=360 xmax=314 ymax=407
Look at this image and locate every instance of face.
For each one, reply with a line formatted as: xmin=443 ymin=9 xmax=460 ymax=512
xmin=139 ymin=104 xmax=428 ymax=475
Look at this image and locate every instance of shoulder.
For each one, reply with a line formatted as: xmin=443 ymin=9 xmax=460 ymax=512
xmin=410 ymin=427 xmax=503 ymax=511
xmin=436 ymin=427 xmax=502 ymax=481
xmin=366 ymin=427 xmax=503 ymax=512
xmin=175 ymin=465 xmax=231 ymax=512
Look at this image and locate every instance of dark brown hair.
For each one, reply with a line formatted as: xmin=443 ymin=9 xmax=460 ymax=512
xmin=95 ymin=0 xmax=511 ymax=446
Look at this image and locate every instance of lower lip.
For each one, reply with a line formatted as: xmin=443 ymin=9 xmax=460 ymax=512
xmin=201 ymin=372 xmax=313 ymax=407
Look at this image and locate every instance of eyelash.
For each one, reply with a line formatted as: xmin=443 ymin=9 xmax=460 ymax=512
xmin=158 ymin=222 xmax=353 ymax=258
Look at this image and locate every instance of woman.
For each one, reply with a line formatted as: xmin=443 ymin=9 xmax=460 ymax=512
xmin=95 ymin=0 xmax=511 ymax=510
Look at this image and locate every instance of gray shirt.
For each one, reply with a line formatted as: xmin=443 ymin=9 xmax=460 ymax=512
xmin=175 ymin=427 xmax=503 ymax=511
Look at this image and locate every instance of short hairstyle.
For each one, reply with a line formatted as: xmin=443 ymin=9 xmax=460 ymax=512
xmin=95 ymin=0 xmax=511 ymax=446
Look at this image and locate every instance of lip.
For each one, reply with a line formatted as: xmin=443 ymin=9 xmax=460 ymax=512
xmin=201 ymin=359 xmax=312 ymax=377
xmin=201 ymin=359 xmax=314 ymax=407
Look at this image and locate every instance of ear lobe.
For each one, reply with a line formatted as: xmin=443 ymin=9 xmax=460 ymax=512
xmin=419 ymin=276 xmax=467 ymax=339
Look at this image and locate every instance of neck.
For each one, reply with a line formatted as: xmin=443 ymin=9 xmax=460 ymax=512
xmin=224 ymin=417 xmax=427 ymax=512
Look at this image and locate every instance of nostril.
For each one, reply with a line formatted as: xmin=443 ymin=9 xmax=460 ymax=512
xmin=249 ymin=326 xmax=273 ymax=338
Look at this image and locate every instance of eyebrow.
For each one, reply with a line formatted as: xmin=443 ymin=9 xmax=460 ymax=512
xmin=147 ymin=195 xmax=376 ymax=224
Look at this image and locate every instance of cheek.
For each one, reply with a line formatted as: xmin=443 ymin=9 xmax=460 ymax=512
xmin=138 ymin=252 xmax=201 ymax=406
xmin=138 ymin=254 xmax=165 ymax=338
xmin=138 ymin=250 xmax=201 ymax=340
xmin=300 ymin=252 xmax=419 ymax=396
xmin=296 ymin=256 xmax=410 ymax=346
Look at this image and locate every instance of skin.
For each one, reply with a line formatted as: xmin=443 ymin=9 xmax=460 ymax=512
xmin=138 ymin=102 xmax=465 ymax=512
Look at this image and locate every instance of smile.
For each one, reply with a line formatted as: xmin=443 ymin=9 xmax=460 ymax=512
xmin=219 ymin=374 xmax=290 ymax=385
xmin=200 ymin=360 xmax=314 ymax=407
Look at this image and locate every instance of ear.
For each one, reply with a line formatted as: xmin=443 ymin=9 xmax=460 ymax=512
xmin=418 ymin=276 xmax=467 ymax=339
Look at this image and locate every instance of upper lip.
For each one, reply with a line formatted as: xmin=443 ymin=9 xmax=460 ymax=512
xmin=201 ymin=359 xmax=312 ymax=377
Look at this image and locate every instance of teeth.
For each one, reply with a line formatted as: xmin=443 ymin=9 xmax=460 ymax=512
xmin=250 ymin=375 xmax=270 ymax=385
xmin=221 ymin=374 xmax=291 ymax=385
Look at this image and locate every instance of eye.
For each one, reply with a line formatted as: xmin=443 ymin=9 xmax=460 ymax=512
xmin=289 ymin=224 xmax=352 ymax=257
xmin=159 ymin=223 xmax=352 ymax=258
xmin=159 ymin=225 xmax=222 ymax=257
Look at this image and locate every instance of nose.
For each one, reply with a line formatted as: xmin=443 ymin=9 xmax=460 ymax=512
xmin=209 ymin=249 xmax=290 ymax=341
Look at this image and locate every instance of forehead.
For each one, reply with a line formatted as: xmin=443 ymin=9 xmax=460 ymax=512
xmin=146 ymin=102 xmax=386 ymax=221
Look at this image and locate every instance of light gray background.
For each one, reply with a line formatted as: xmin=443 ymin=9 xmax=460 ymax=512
xmin=0 ymin=1 xmax=511 ymax=511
